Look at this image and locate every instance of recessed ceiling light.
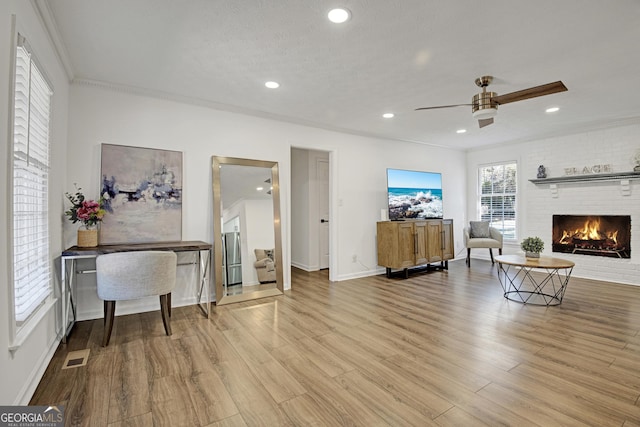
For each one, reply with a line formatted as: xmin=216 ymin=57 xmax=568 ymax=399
xmin=546 ymin=106 xmax=560 ymax=113
xmin=265 ymin=81 xmax=280 ymax=89
xmin=328 ymin=8 xmax=351 ymax=23
xmin=456 ymin=129 xmax=467 ymax=134
xmin=256 ymin=186 xmax=264 ymax=191
xmin=383 ymin=113 xmax=394 ymax=119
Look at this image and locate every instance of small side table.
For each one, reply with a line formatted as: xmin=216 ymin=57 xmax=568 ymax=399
xmin=495 ymin=255 xmax=575 ymax=306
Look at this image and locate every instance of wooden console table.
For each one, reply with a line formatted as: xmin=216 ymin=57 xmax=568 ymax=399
xmin=377 ymin=219 xmax=454 ymax=278
xmin=495 ymin=255 xmax=574 ymax=306
xmin=61 ymin=241 xmax=212 ymax=342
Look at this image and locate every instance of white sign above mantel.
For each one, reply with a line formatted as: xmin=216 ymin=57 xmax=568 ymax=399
xmin=564 ymin=164 xmax=612 ymax=175
xmin=529 ymin=171 xmax=640 ymax=197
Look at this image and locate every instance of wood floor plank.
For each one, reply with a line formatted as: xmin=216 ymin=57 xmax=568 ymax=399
xmin=107 ymin=412 xmax=153 ymax=427
xmin=278 ymin=393 xmax=354 ymax=427
xmin=433 ymin=406 xmax=493 ymax=427
xmin=144 ymin=335 xmax=182 ymax=379
xmin=30 ymin=260 xmax=640 ymax=426
xmin=249 ymin=359 xmax=307 ymax=404
xmin=150 ymin=374 xmax=200 ymax=426
xmin=229 ymin=302 xmax=295 ymax=351
xmin=335 ymin=369 xmax=440 ymax=426
xmin=64 ymin=350 xmax=115 ymax=427
xmin=214 ymin=358 xmax=293 ymax=426
xmin=507 ymin=361 xmax=640 ymax=424
xmin=287 ymin=336 xmax=355 ymax=377
xmin=476 ymin=381 xmax=585 ymax=426
xmin=185 ymin=371 xmax=239 ymax=425
xmin=522 ymin=353 xmax=640 ymax=402
xmin=203 ymin=413 xmax=248 ymax=427
xmin=108 ymin=340 xmax=151 ymax=424
xmin=274 ymin=353 xmax=391 ymax=426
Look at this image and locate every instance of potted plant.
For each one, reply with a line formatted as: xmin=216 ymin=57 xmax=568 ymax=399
xmin=521 ymin=236 xmax=544 ymax=258
xmin=65 ymin=186 xmax=106 ymax=247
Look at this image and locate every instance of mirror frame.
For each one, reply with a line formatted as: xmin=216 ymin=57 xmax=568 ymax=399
xmin=212 ymin=156 xmax=284 ymax=306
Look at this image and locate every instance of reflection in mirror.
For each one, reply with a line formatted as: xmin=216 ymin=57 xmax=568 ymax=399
xmin=212 ymin=156 xmax=283 ymax=305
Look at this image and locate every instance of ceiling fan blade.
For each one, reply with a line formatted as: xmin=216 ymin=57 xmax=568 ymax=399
xmin=492 ymin=81 xmax=567 ymax=105
xmin=478 ymin=118 xmax=494 ymax=128
xmin=415 ymin=104 xmax=471 ymax=111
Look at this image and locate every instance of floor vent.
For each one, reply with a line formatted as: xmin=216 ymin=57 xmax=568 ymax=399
xmin=62 ymin=349 xmax=90 ymax=370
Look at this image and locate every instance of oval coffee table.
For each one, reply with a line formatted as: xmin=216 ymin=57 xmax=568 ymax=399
xmin=495 ymin=255 xmax=575 ymax=306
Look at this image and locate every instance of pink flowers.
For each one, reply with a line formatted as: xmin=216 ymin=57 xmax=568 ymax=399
xmin=65 ymin=186 xmax=106 ymax=227
xmin=76 ymin=200 xmax=104 ymax=221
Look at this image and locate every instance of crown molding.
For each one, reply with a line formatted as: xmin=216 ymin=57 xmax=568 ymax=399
xmin=31 ymin=0 xmax=74 ymax=81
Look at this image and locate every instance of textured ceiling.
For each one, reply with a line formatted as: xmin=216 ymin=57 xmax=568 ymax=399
xmin=42 ymin=0 xmax=640 ymax=150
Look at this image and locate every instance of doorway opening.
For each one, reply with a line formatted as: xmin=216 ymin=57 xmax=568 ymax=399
xmin=290 ymin=147 xmax=333 ymax=279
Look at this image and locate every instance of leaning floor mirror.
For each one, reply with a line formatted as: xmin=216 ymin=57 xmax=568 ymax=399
xmin=211 ymin=156 xmax=284 ymax=305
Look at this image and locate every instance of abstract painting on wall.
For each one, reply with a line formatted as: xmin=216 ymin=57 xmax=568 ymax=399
xmin=100 ymin=143 xmax=183 ymax=244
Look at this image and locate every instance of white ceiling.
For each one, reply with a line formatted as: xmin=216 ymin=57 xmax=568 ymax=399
xmin=42 ymin=0 xmax=640 ymax=150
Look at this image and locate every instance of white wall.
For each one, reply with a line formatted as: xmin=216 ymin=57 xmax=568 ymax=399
xmin=66 ymin=83 xmax=468 ymax=309
xmin=291 ymin=148 xmax=311 ymax=269
xmin=1 ymin=1 xmax=69 ymax=404
xmin=467 ymin=123 xmax=640 ymax=285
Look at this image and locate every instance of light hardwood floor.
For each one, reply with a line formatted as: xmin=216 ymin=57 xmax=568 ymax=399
xmin=31 ymin=260 xmax=640 ymax=426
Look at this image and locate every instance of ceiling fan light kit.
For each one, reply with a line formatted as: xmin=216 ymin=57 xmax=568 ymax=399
xmin=472 ymin=93 xmax=498 ymax=118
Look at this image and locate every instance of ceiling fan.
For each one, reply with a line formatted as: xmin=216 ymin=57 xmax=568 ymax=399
xmin=415 ymin=76 xmax=568 ymax=128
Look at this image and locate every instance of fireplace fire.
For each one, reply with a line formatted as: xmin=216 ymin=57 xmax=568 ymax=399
xmin=552 ymin=215 xmax=631 ymax=258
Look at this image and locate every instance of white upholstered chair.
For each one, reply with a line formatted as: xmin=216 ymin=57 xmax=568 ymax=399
xmin=96 ymin=251 xmax=177 ymax=346
xmin=254 ymin=248 xmax=276 ymax=283
xmin=463 ymin=221 xmax=503 ymax=267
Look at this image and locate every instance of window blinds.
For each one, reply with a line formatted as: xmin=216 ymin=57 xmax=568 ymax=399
xmin=479 ymin=163 xmax=517 ymax=240
xmin=12 ymin=36 xmax=53 ymax=324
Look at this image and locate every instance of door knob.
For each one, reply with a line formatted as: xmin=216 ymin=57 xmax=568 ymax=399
xmin=321 ymin=219 xmax=329 ymax=223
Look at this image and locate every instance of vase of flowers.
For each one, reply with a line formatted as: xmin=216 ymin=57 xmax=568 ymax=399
xmin=521 ymin=236 xmax=544 ymax=258
xmin=65 ymin=186 xmax=106 ymax=247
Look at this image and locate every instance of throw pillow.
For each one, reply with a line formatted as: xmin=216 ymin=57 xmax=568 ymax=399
xmin=264 ymin=249 xmax=275 ymax=261
xmin=469 ymin=221 xmax=491 ymax=238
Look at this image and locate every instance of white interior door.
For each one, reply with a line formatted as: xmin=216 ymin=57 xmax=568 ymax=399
xmin=318 ymin=159 xmax=330 ymax=269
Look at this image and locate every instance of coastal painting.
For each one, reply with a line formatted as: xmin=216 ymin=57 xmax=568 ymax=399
xmin=387 ymin=169 xmax=443 ymax=220
xmin=100 ymin=144 xmax=182 ymax=244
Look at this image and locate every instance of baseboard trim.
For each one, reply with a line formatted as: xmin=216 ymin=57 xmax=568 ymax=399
xmin=336 ymin=268 xmax=383 ymax=281
xmin=291 ymin=261 xmax=318 ymax=272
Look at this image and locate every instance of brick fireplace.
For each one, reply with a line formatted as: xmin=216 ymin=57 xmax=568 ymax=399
xmin=512 ymin=124 xmax=640 ymax=285
xmin=552 ymin=215 xmax=631 ymax=258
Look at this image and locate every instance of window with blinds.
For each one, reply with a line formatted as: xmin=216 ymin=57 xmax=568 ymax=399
xmin=12 ymin=35 xmax=53 ymax=325
xmin=478 ymin=162 xmax=517 ymax=240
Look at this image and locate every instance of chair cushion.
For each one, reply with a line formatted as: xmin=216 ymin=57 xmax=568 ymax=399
xmin=469 ymin=221 xmax=491 ymax=238
xmin=466 ymin=237 xmax=502 ymax=249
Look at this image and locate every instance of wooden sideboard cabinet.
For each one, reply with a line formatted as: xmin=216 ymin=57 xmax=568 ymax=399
xmin=377 ymin=219 xmax=454 ymax=278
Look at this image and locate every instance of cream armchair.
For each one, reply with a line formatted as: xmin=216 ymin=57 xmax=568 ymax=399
xmin=463 ymin=221 xmax=503 ymax=267
xmin=254 ymin=248 xmax=276 ymax=283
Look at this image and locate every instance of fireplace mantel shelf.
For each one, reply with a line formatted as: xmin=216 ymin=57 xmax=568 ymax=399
xmin=529 ymin=171 xmax=640 ymax=185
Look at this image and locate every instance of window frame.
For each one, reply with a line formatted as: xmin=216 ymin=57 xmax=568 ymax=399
xmin=477 ymin=161 xmax=517 ymax=241
xmin=7 ymin=21 xmax=56 ymax=350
